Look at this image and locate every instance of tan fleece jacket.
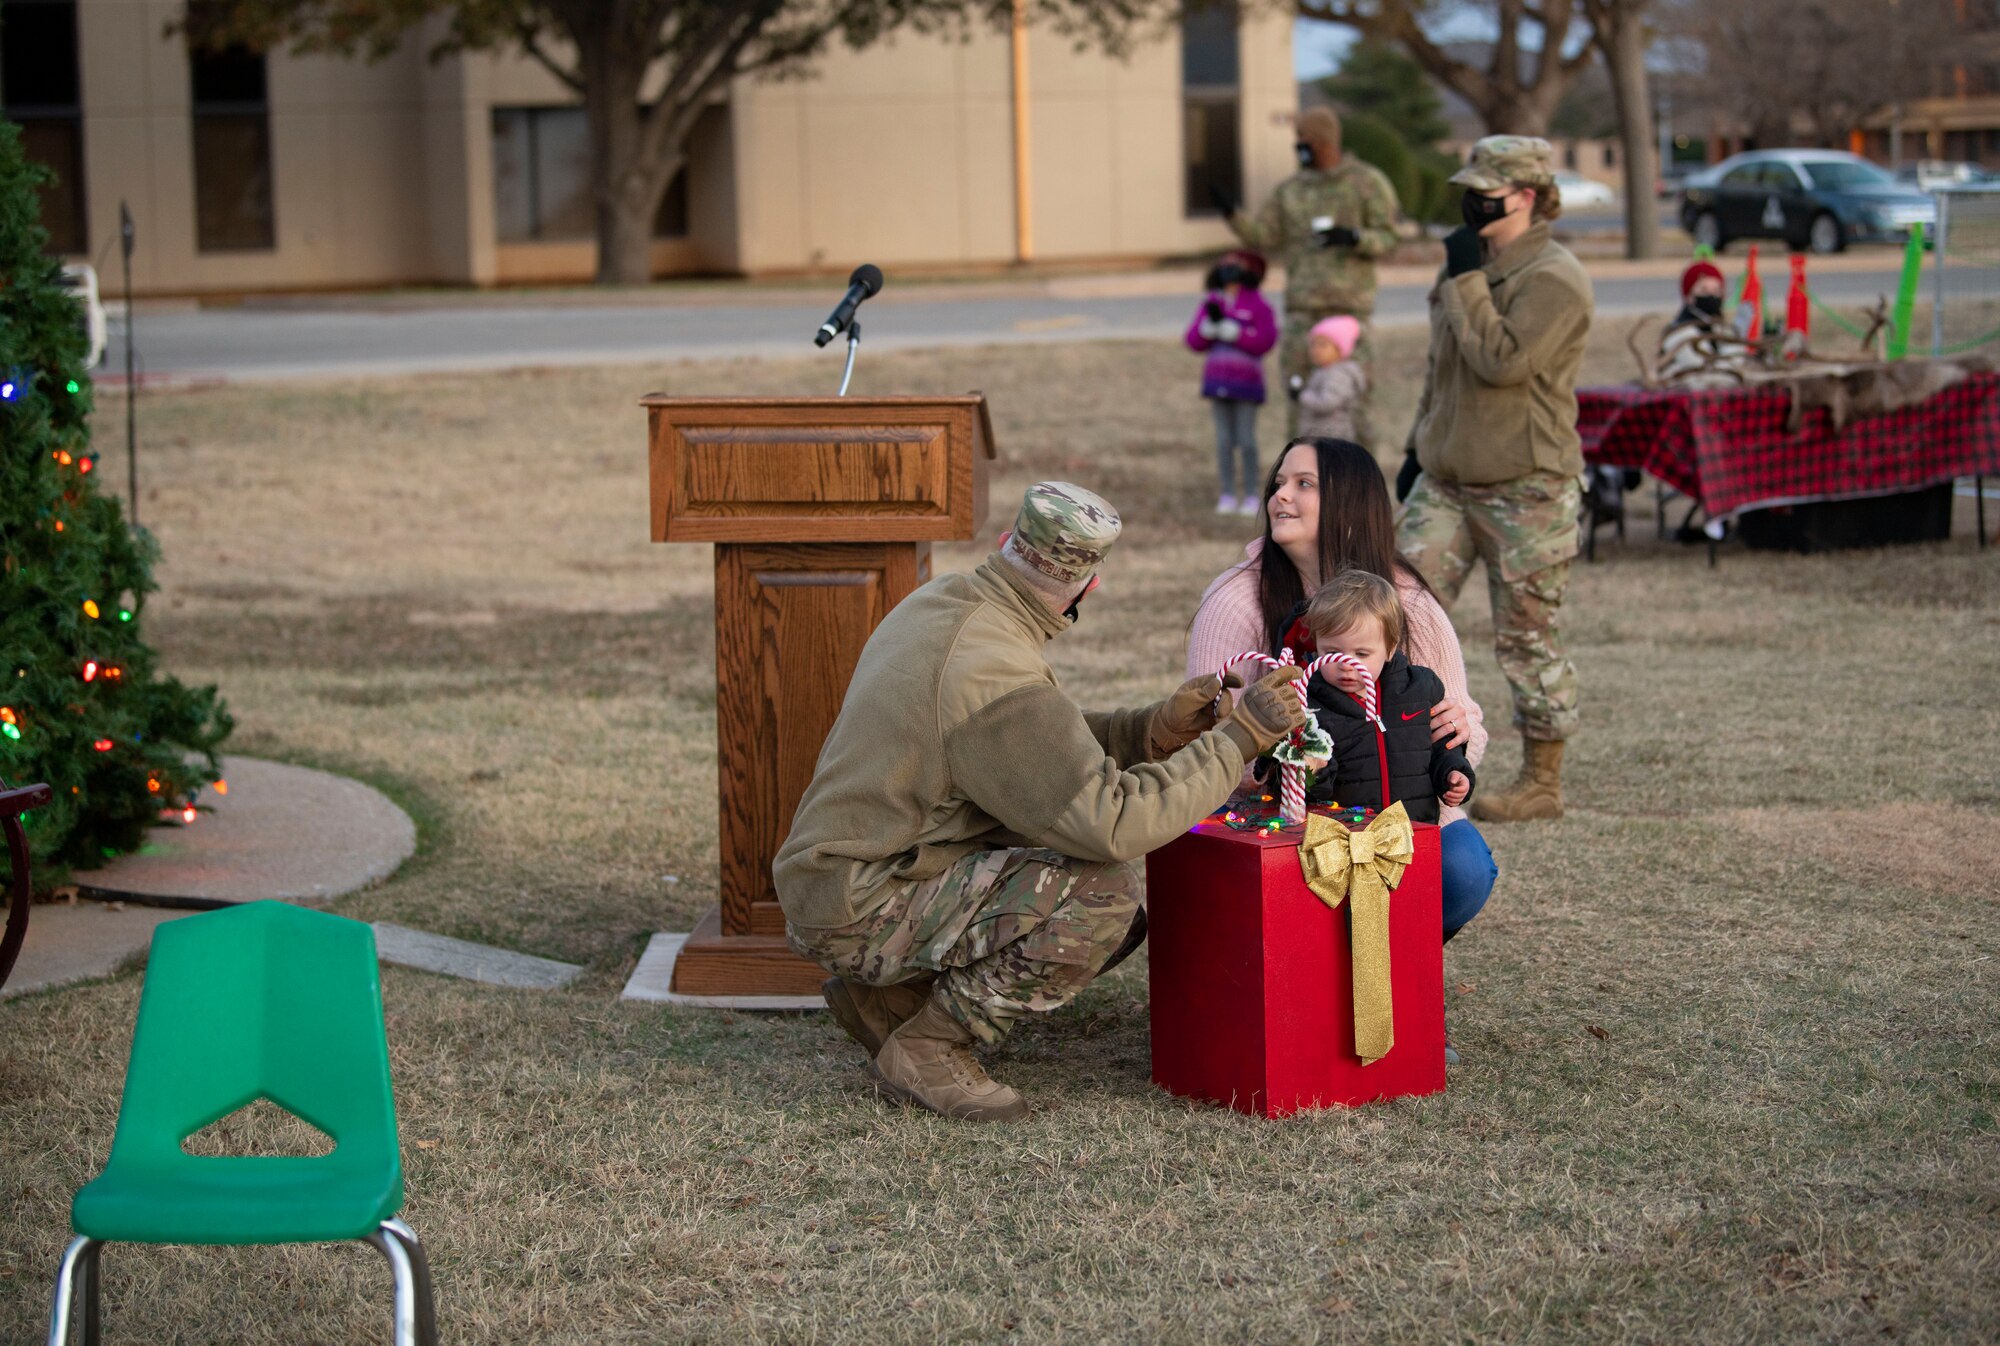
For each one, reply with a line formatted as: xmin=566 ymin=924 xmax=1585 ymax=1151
xmin=773 ymin=557 xmax=1249 ymax=930
xmin=1406 ymin=221 xmax=1594 ymax=486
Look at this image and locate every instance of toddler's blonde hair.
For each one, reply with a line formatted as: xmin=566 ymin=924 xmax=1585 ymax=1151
xmin=1305 ymin=568 xmax=1404 ymax=654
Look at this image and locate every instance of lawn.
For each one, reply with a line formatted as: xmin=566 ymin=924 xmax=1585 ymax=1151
xmin=2 ymin=323 xmax=1996 ymax=1343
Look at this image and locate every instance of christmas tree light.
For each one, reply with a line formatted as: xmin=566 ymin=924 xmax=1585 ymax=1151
xmin=82 ymin=599 xmax=100 ymax=618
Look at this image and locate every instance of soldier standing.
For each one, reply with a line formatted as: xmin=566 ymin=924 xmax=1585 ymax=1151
xmin=776 ymin=483 xmax=1306 ymax=1121
xmin=1396 ymin=136 xmax=1593 ymax=822
xmin=1223 ymin=107 xmax=1400 ymax=436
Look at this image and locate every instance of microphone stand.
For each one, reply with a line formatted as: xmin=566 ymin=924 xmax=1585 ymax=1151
xmin=837 ymin=319 xmax=862 ymax=397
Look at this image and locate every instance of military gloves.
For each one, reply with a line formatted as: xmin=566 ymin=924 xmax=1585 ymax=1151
xmin=1443 ymin=226 xmax=1484 ymax=278
xmin=1217 ymin=666 xmax=1307 ymax=759
xmin=1316 ymin=223 xmax=1360 ymax=249
xmin=1148 ymin=672 xmax=1241 ymax=759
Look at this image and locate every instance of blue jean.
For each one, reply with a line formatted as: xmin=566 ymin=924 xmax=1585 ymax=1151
xmin=1439 ymin=819 xmax=1497 ymax=941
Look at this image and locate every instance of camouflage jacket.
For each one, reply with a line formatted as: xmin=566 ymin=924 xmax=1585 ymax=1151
xmin=772 ymin=558 xmax=1247 ymax=929
xmin=1407 ymin=221 xmax=1594 ymax=486
xmin=1229 ymin=160 xmax=1401 ymax=315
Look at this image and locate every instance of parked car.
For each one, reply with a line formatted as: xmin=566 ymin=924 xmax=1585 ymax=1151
xmin=1679 ymin=150 xmax=1935 ymax=253
xmin=1896 ymin=159 xmax=1992 ymax=191
xmin=56 ymin=262 xmax=107 ymax=369
xmin=1554 ymin=169 xmax=1617 ymax=208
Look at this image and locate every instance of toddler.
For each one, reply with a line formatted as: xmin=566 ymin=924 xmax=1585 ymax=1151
xmin=1293 ymin=315 xmax=1368 ymax=443
xmin=1185 ymin=249 xmax=1278 ymax=517
xmin=1296 ymin=570 xmax=1474 ymax=824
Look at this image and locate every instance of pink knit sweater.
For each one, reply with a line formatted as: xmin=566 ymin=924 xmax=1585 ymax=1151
xmin=1185 ymin=539 xmax=1488 ymax=825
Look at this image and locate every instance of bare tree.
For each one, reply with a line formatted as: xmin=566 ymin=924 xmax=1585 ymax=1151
xmin=1664 ymin=0 xmax=1963 ymax=151
xmin=186 ymin=0 xmax=1160 ymax=285
xmin=1578 ymin=0 xmax=1656 ymax=257
xmin=1294 ymin=0 xmax=1597 ymax=136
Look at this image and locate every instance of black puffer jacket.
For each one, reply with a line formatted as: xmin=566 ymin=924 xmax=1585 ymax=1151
xmin=1302 ymin=651 xmax=1474 ymax=824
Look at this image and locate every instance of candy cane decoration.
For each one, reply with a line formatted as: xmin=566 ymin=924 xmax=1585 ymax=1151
xmin=1307 ymin=652 xmax=1383 ymax=730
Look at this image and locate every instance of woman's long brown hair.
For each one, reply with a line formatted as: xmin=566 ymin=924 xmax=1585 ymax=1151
xmin=1253 ymin=436 xmax=1434 ymax=653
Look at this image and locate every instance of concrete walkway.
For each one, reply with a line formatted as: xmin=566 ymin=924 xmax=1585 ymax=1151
xmin=5 ymin=755 xmax=413 ymax=997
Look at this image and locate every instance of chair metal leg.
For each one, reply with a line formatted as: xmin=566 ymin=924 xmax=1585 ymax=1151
xmin=365 ymin=1221 xmax=436 ymax=1346
xmin=382 ymin=1218 xmax=439 ymax=1346
xmin=47 ymin=1236 xmax=101 ymax=1346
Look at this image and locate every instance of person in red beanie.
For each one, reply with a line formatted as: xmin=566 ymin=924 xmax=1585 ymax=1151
xmin=1658 ymin=259 xmax=1754 ymax=387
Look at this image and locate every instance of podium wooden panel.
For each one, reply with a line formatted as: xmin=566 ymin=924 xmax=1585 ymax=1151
xmin=644 ymin=395 xmax=996 ymax=995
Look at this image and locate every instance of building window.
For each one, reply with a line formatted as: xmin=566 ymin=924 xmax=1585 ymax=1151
xmin=492 ymin=105 xmax=688 ymax=242
xmin=1 ymin=0 xmax=87 ymax=253
xmin=189 ymin=37 xmax=275 ymax=250
xmin=1181 ymin=0 xmax=1240 ymax=217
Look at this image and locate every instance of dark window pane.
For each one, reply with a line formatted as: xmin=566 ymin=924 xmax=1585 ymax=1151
xmin=190 ymin=44 xmax=267 ymax=107
xmin=529 ymin=107 xmax=591 ymax=239
xmin=491 ymin=109 xmax=535 ymax=243
xmin=1185 ymin=96 xmax=1241 ymax=216
xmin=1 ymin=1 xmax=81 ymax=108
xmin=16 ymin=115 xmax=84 ymax=251
xmin=1181 ymin=0 xmax=1238 ymax=90
xmin=194 ymin=113 xmax=274 ymax=249
xmin=654 ymin=168 xmax=687 ymax=238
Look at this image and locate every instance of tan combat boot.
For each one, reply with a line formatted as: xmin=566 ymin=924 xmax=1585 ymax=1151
xmin=1469 ymin=738 xmax=1566 ymax=823
xmin=869 ymin=1001 xmax=1030 ymax=1122
xmin=822 ymin=977 xmax=933 ymax=1057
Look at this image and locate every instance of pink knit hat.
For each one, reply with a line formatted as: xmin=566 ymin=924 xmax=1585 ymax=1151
xmin=1310 ymin=315 xmax=1361 ymax=358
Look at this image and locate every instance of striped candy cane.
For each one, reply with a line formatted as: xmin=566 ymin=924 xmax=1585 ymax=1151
xmin=1217 ymin=647 xmax=1319 ymax=824
xmin=1306 ymin=652 xmax=1383 ymax=730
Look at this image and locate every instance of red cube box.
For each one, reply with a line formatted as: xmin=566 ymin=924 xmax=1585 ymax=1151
xmin=1146 ymin=814 xmax=1445 ymax=1117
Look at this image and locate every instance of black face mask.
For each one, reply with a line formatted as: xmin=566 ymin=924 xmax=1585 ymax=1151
xmin=1063 ymin=594 xmax=1085 ymax=623
xmin=1460 ymin=189 xmax=1513 ymax=231
xmin=1295 ymin=141 xmax=1317 ymax=169
xmin=1692 ymin=294 xmax=1724 ymax=319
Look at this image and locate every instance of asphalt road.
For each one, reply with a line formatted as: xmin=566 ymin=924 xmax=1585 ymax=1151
xmin=107 ymin=259 xmax=1908 ymax=384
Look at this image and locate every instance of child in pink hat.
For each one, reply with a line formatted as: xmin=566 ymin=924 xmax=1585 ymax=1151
xmin=1293 ymin=315 xmax=1367 ymax=443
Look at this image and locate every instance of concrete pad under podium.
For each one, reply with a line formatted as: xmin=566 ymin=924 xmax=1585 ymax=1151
xmin=621 ymin=933 xmax=823 ymax=1010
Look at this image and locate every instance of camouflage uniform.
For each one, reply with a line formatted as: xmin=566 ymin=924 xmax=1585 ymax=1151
xmin=790 ymin=847 xmax=1142 ymax=1044
xmin=1395 ymin=135 xmax=1589 ymax=745
xmin=1229 ymin=153 xmax=1400 ymax=437
xmin=1397 ymin=471 xmax=1580 ymax=740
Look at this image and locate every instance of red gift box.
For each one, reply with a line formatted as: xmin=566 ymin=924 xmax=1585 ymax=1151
xmin=1146 ymin=813 xmax=1445 ymax=1117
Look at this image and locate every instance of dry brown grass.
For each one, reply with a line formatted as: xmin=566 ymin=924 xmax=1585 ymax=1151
xmin=2 ymin=324 xmax=1998 ymax=1343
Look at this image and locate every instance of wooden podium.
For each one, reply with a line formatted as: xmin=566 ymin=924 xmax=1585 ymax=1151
xmin=643 ymin=395 xmax=997 ymax=995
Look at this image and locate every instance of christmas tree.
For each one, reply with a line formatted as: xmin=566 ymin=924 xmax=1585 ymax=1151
xmin=0 ymin=119 xmax=231 ymax=877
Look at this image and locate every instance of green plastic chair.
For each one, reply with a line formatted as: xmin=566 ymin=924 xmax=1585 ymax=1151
xmin=47 ymin=901 xmax=438 ymax=1345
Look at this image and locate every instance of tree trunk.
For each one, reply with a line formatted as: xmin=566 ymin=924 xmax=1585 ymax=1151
xmin=1597 ymin=3 xmax=1659 ymax=259
xmin=579 ymin=35 xmax=673 ymax=286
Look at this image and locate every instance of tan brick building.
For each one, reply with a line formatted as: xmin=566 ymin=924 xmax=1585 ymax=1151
xmin=4 ymin=0 xmax=1296 ymax=293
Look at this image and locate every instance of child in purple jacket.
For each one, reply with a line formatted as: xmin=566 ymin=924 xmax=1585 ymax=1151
xmin=1185 ymin=250 xmax=1278 ymax=518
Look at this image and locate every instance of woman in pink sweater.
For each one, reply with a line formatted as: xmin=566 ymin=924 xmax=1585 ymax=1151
xmin=1187 ymin=436 xmax=1497 ymax=943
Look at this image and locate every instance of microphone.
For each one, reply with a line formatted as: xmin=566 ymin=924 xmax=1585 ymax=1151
xmin=815 ymin=263 xmax=883 ymax=346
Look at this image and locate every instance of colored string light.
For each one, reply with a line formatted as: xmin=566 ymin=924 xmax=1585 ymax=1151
xmin=2 ymin=724 xmax=18 ymax=742
xmin=1 ymin=381 xmax=16 ymax=400
xmin=181 ymin=807 xmax=197 ymax=823
xmin=214 ymin=779 xmax=228 ymax=796
xmin=0 ymin=707 xmax=14 ymax=724
xmin=92 ymin=738 xmax=112 ymax=751
xmin=82 ymin=660 xmax=99 ymax=682
xmin=65 ymin=380 xmax=80 ymax=394
xmin=146 ymin=777 xmax=160 ymax=793
xmin=82 ymin=599 xmax=99 ymax=619
xmin=78 ymin=457 xmax=92 ymax=474
xmin=118 ymin=609 xmax=132 ymax=622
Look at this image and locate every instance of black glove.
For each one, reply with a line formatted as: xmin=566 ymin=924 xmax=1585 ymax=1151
xmin=1317 ymin=224 xmax=1360 ymax=248
xmin=1206 ymin=182 xmax=1236 ymax=216
xmin=1395 ymin=448 xmax=1421 ymax=503
xmin=1204 ymin=298 xmax=1224 ymax=323
xmin=1443 ymin=226 xmax=1483 ymax=278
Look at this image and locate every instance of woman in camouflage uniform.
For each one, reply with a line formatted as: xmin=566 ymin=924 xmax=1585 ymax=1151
xmin=1397 ymin=135 xmax=1594 ymax=822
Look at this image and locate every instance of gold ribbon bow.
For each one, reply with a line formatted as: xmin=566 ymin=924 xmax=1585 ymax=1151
xmin=1298 ymin=802 xmax=1414 ymax=1065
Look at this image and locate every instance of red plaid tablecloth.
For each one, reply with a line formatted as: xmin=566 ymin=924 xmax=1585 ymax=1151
xmin=1577 ymin=373 xmax=2000 ymax=518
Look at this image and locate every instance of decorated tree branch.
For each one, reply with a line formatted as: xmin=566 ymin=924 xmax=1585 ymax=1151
xmin=0 ymin=119 xmax=232 ymax=879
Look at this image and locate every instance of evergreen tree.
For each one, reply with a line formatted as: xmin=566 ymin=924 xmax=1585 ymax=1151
xmin=0 ymin=119 xmax=231 ymax=878
xmin=1318 ymin=38 xmax=1452 ymax=151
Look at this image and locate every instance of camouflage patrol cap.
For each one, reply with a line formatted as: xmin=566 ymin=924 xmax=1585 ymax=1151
xmin=1008 ymin=482 xmax=1122 ymax=584
xmin=1450 ymin=135 xmax=1556 ymax=192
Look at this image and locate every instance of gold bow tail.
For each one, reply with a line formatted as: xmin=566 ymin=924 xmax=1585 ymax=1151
xmin=1298 ymin=803 xmax=1414 ymax=1065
